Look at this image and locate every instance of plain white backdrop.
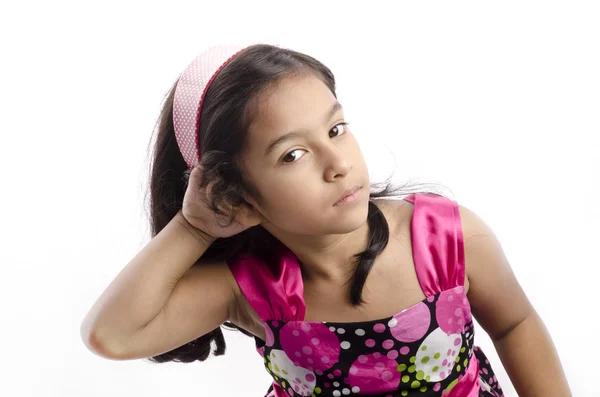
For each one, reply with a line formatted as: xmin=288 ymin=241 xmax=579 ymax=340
xmin=1 ymin=1 xmax=598 ymax=396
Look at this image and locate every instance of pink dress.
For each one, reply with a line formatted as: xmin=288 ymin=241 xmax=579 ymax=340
xmin=227 ymin=193 xmax=504 ymax=396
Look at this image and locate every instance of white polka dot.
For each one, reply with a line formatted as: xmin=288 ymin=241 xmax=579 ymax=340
xmin=355 ymin=328 xmax=365 ymax=336
xmin=352 ymin=386 xmax=361 ymax=393
xmin=388 ymin=318 xmax=398 ymax=327
xmin=341 ymin=341 xmax=351 ymax=349
xmin=342 ymin=388 xmax=350 ymax=395
xmin=333 ymin=391 xmax=341 ymax=397
xmin=337 ymin=328 xmax=345 ymax=334
xmin=333 ymin=381 xmax=340 ymax=387
xmin=329 ymin=326 xmax=336 ymax=332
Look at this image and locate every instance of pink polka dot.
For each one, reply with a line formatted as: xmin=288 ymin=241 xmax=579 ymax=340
xmin=328 ymin=374 xmax=334 ymax=379
xmin=373 ymin=352 xmax=382 ymax=358
xmin=280 ymin=322 xmax=340 ymax=371
xmin=346 ymin=352 xmax=400 ymax=394
xmin=433 ymin=383 xmax=441 ymax=391
xmin=454 ymin=338 xmax=461 ymax=346
xmin=365 ymin=339 xmax=376 ymax=348
xmin=334 ymin=369 xmax=342 ymax=376
xmin=373 ymin=323 xmax=386 ymax=333
xmin=305 ymin=374 xmax=315 ymax=382
xmin=389 ymin=302 xmax=431 ymax=342
xmin=358 ymin=355 xmax=368 ymax=363
xmin=382 ymin=339 xmax=394 ymax=349
xmin=387 ymin=350 xmax=399 ymax=359
xmin=288 ymin=387 xmax=293 ymax=395
xmin=399 ymin=346 xmax=410 ymax=355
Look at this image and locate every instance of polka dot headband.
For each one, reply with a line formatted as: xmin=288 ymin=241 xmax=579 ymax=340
xmin=173 ymin=44 xmax=250 ymax=170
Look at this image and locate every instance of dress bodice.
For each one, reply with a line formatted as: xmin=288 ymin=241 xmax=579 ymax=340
xmin=227 ymin=193 xmax=504 ymax=397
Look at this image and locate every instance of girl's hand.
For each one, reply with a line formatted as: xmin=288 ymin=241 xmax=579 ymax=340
xmin=181 ymin=166 xmax=263 ymax=239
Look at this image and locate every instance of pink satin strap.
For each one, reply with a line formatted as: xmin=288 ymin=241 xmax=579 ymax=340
xmin=406 ymin=193 xmax=466 ymax=296
xmin=227 ymin=239 xmax=306 ymax=322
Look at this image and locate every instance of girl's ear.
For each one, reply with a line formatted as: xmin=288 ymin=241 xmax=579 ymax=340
xmin=236 ymin=201 xmax=264 ymax=227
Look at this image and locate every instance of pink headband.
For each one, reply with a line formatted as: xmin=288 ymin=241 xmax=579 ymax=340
xmin=173 ymin=44 xmax=250 ymax=169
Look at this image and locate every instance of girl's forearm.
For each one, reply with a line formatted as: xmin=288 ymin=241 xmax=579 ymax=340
xmin=492 ymin=310 xmax=572 ymax=396
xmin=81 ymin=210 xmax=216 ymax=355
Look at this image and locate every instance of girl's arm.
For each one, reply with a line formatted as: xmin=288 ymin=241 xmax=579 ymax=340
xmin=458 ymin=205 xmax=572 ymax=396
xmin=80 ymin=210 xmax=234 ymax=360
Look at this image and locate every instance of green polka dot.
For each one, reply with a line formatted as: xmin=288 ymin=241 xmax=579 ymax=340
xmin=460 ymin=347 xmax=466 ymax=353
xmin=421 ymin=356 xmax=430 ymax=364
xmin=401 ymin=391 xmax=408 ymax=396
xmin=268 ymin=362 xmax=273 ymax=371
xmin=282 ymin=381 xmax=286 ymax=388
xmin=409 ymin=356 xmax=416 ymax=363
xmin=282 ymin=369 xmax=288 ymax=375
xmin=416 ymin=370 xmax=424 ymax=380
xmin=426 ymin=375 xmax=431 ymax=382
xmin=456 ymin=365 xmax=461 ymax=372
xmin=411 ymin=380 xmax=421 ymax=389
xmin=402 ymin=375 xmax=410 ymax=383
xmin=272 ymin=352 xmax=276 ymax=358
xmin=433 ymin=352 xmax=441 ymax=359
xmin=455 ymin=356 xmax=461 ymax=363
xmin=421 ymin=345 xmax=427 ymax=351
xmin=398 ymin=363 xmax=407 ymax=372
xmin=420 ymin=386 xmax=428 ymax=392
xmin=445 ymin=379 xmax=459 ymax=392
xmin=274 ymin=364 xmax=280 ymax=372
xmin=464 ymin=358 xmax=468 ymax=367
xmin=432 ymin=366 xmax=439 ymax=372
xmin=314 ymin=387 xmax=321 ymax=394
xmin=408 ymin=365 xmax=416 ymax=373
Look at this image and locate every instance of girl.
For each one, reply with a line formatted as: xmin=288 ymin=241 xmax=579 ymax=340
xmin=81 ymin=43 xmax=571 ymax=396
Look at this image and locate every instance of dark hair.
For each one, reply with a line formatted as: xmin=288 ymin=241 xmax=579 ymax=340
xmin=142 ymin=44 xmax=448 ymax=364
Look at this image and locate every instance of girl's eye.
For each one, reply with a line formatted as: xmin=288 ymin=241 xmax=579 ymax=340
xmin=281 ymin=122 xmax=350 ymax=164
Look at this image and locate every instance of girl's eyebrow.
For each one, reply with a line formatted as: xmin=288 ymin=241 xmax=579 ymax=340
xmin=264 ymin=101 xmax=343 ymax=156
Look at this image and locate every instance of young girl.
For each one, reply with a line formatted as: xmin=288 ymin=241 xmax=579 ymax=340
xmin=81 ymin=43 xmax=571 ymax=396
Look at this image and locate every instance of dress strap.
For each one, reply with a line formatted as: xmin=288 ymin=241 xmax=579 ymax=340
xmin=226 ymin=240 xmax=306 ymax=323
xmin=403 ymin=193 xmax=466 ymax=296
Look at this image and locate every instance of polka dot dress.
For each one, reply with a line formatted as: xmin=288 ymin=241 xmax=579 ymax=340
xmin=227 ymin=193 xmax=505 ymax=397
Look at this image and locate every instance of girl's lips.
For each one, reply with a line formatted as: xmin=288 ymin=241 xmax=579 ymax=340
xmin=334 ymin=186 xmax=361 ymax=205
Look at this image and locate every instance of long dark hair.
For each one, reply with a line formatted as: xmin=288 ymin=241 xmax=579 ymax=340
xmin=142 ymin=44 xmax=448 ymax=363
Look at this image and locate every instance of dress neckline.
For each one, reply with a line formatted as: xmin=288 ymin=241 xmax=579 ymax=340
xmin=288 ymin=291 xmax=436 ymax=326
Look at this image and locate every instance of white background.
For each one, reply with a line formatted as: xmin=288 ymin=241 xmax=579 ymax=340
xmin=1 ymin=1 xmax=598 ymax=396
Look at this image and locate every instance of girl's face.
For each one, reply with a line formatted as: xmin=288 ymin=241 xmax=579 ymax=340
xmin=241 ymin=73 xmax=370 ymax=238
